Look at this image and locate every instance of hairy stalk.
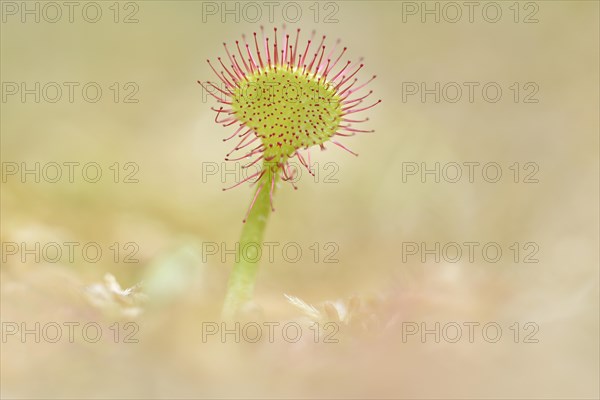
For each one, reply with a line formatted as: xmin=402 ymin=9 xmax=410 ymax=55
xmin=221 ymin=162 xmax=279 ymax=320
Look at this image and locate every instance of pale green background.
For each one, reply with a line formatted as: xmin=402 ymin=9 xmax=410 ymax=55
xmin=1 ymin=1 xmax=598 ymax=398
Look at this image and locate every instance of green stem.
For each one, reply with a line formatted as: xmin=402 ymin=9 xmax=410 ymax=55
xmin=221 ymin=162 xmax=278 ymax=320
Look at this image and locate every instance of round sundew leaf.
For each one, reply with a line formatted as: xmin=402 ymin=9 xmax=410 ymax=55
xmin=232 ymin=66 xmax=343 ymax=163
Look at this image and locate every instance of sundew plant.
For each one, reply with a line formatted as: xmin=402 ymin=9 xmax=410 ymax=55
xmin=199 ymin=27 xmax=380 ymax=319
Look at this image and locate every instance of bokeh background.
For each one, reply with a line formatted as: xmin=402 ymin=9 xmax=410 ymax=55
xmin=1 ymin=1 xmax=598 ymax=398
